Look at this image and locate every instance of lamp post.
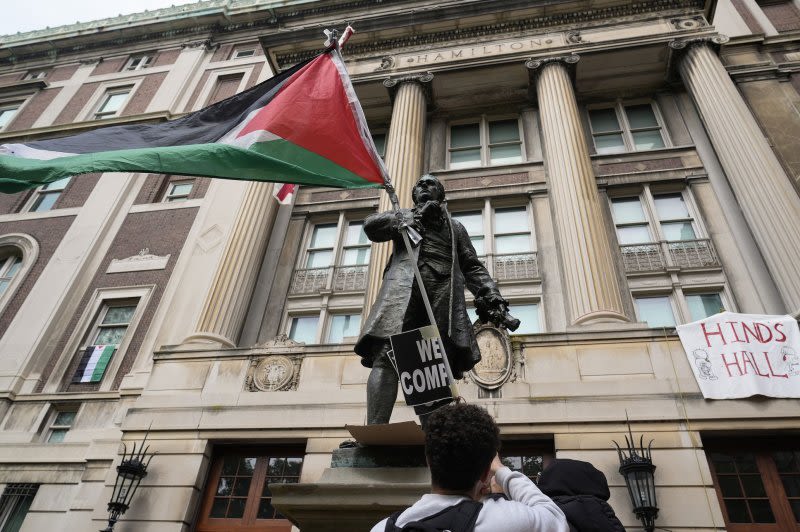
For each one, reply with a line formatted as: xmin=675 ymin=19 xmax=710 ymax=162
xmin=613 ymin=420 xmax=658 ymax=532
xmin=101 ymin=438 xmax=155 ymax=532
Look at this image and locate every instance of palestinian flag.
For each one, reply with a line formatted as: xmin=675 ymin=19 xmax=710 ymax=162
xmin=72 ymin=345 xmax=116 ymax=383
xmin=0 ymin=48 xmax=387 ymax=193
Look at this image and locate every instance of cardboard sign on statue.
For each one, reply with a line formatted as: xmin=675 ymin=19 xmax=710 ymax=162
xmin=389 ymin=325 xmax=455 ymax=407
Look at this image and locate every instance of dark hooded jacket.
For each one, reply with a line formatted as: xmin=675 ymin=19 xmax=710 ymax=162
xmin=354 ymin=207 xmax=499 ymax=379
xmin=537 ymin=459 xmax=626 ymax=532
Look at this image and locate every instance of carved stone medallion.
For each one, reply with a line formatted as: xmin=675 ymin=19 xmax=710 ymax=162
xmin=247 ymin=355 xmax=299 ymax=392
xmin=469 ymin=325 xmax=513 ymax=390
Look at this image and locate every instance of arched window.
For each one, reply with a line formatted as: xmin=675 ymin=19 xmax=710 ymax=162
xmin=0 ymin=234 xmax=39 ymax=314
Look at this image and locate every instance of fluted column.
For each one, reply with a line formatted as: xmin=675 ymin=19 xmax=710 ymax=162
xmin=363 ymin=75 xmax=431 ymax=313
xmin=528 ymin=56 xmax=628 ymax=325
xmin=674 ymin=38 xmax=800 ymax=310
xmin=185 ymin=181 xmax=278 ymax=347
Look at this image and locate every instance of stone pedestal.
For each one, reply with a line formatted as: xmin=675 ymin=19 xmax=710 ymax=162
xmin=271 ymin=446 xmax=429 ymax=532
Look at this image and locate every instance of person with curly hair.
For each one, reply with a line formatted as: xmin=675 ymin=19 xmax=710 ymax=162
xmin=370 ymin=403 xmax=568 ymax=532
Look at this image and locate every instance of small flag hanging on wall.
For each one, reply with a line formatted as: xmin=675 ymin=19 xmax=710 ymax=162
xmin=72 ymin=345 xmax=116 ymax=383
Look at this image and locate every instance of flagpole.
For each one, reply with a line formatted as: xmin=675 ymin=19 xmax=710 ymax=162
xmin=384 ymin=184 xmax=460 ymax=402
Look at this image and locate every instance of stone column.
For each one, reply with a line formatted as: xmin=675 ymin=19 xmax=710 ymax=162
xmin=184 ymin=181 xmax=278 ymax=347
xmin=674 ymin=38 xmax=800 ymax=310
xmin=363 ymin=75 xmax=431 ymax=313
xmin=527 ymin=56 xmax=628 ymax=325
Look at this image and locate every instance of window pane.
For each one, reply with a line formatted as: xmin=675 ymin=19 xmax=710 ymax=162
xmin=0 ymin=107 xmax=19 ymax=128
xmin=686 ymin=293 xmax=723 ymax=321
xmin=170 ymin=183 xmax=193 ymax=196
xmin=0 ymin=280 xmax=9 ymax=295
xmin=495 ymin=208 xmax=528 ymax=233
xmin=509 ymin=304 xmax=539 ymax=334
xmin=98 ymin=92 xmax=128 ymax=113
xmin=489 ymin=144 xmax=522 ymax=165
xmin=489 ymin=120 xmax=520 ymax=143
xmin=661 ymin=222 xmax=696 ymax=241
xmin=635 ymin=296 xmax=676 ymax=327
xmin=773 ymin=451 xmax=800 ymax=473
xmin=94 ymin=326 xmax=128 ymax=345
xmin=450 ymin=123 xmax=480 ymax=148
xmin=103 ymin=306 xmax=136 ymax=325
xmin=452 ymin=212 xmax=483 ymax=236
xmin=328 ymin=314 xmax=361 ymax=343
xmin=625 ymin=104 xmax=659 ymax=128
xmin=725 ymin=499 xmax=749 ymax=523
xmin=342 ymin=247 xmax=370 ymax=265
xmin=589 ymin=108 xmax=621 ymax=133
xmin=616 ymin=225 xmax=651 ymax=245
xmin=466 ymin=307 xmax=478 ymax=324
xmin=495 ymin=234 xmax=531 ymax=254
xmin=632 ymin=130 xmax=665 ymax=151
xmin=718 ymin=475 xmax=742 ymax=497
xmin=309 ymin=224 xmax=337 ymax=248
xmin=289 ymin=316 xmax=318 ymax=344
xmin=450 ymin=148 xmax=481 ymax=169
xmin=749 ymin=499 xmax=776 ymax=523
xmin=47 ymin=429 xmax=67 ymax=443
xmin=30 ymin=192 xmax=59 ymax=212
xmin=53 ymin=411 xmax=76 ymax=426
xmin=611 ymin=197 xmax=646 ymax=224
xmin=594 ymin=133 xmax=626 ymax=154
xmin=654 ymin=194 xmax=690 ymax=220
xmin=5 ymin=257 xmax=22 ymax=277
xmin=42 ymin=177 xmax=71 ymax=191
xmin=372 ymin=133 xmax=386 ymax=157
xmin=470 ymin=236 xmax=485 ymax=256
xmin=741 ymin=475 xmax=767 ymax=497
xmin=345 ymin=222 xmax=368 ymax=246
xmin=306 ymin=250 xmax=333 ymax=268
xmin=780 ymin=475 xmax=800 ymax=497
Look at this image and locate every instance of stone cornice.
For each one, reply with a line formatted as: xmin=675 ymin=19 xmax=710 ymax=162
xmin=272 ymin=0 xmax=705 ymax=70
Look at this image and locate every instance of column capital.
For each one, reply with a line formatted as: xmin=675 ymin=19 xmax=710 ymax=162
xmin=524 ymin=54 xmax=580 ymax=72
xmin=668 ymin=34 xmax=729 ymax=52
xmin=382 ymin=72 xmax=434 ymax=105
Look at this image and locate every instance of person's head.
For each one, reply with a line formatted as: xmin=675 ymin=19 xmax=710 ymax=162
xmin=412 ymin=174 xmax=445 ymax=205
xmin=425 ymin=403 xmax=500 ymax=492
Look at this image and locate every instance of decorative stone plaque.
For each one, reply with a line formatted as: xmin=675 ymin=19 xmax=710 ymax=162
xmin=468 ymin=324 xmax=514 ymax=390
xmin=245 ymin=335 xmax=304 ymax=392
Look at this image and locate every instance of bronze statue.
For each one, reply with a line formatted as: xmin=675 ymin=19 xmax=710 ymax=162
xmin=355 ymin=174 xmax=517 ymax=424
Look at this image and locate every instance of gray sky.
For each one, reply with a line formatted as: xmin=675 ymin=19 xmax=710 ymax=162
xmin=2 ymin=0 xmax=199 ymax=36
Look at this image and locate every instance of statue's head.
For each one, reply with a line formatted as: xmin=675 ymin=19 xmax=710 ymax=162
xmin=412 ymin=174 xmax=445 ymax=205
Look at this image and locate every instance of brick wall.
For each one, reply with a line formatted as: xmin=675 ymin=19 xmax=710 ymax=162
xmin=56 ymin=174 xmax=102 ymax=209
xmin=122 ymin=72 xmax=168 ymax=116
xmin=7 ymin=87 xmax=62 ymax=131
xmin=91 ymin=57 xmax=127 ymax=76
xmin=48 ymin=64 xmax=79 ymax=83
xmin=761 ymin=1 xmax=800 ymax=31
xmin=731 ymin=0 xmax=764 ymax=32
xmin=246 ymin=63 xmax=264 ymax=89
xmin=0 ymin=217 xmax=76 ymax=338
xmin=54 ymin=81 xmax=101 ymax=124
xmin=184 ymin=70 xmax=211 ymax=111
xmin=153 ymin=48 xmax=180 ymax=67
xmin=36 ymin=207 xmax=199 ymax=392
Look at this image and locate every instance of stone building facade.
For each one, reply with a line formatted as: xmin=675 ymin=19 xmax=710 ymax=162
xmin=0 ymin=0 xmax=799 ymax=530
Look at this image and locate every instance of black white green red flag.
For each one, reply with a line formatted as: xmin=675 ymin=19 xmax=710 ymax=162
xmin=0 ymin=48 xmax=387 ymax=193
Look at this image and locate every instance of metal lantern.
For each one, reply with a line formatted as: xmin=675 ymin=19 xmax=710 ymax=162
xmin=101 ymin=439 xmax=154 ymax=532
xmin=613 ymin=421 xmax=658 ymax=532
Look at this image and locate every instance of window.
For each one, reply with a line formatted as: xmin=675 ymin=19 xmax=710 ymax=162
xmin=450 ymin=203 xmax=537 ymax=281
xmin=371 ymin=132 xmax=386 ymax=158
xmin=448 ymin=117 xmax=524 ymax=169
xmin=288 ymin=315 xmax=319 ymax=344
xmin=24 ymin=176 xmax=71 ymax=213
xmin=197 ymin=447 xmax=303 ymax=532
xmin=706 ymin=440 xmax=800 ymax=530
xmin=327 ymin=313 xmax=361 ymax=343
xmin=72 ymin=301 xmax=137 ymax=383
xmin=634 ymin=295 xmax=676 ymax=328
xmin=0 ymin=103 xmax=20 ymax=131
xmin=124 ymin=55 xmax=153 ymax=71
xmin=231 ymin=48 xmax=256 ymax=59
xmin=305 ymin=223 xmax=337 ymax=269
xmin=24 ymin=70 xmax=47 ymax=80
xmin=500 ymin=442 xmax=554 ymax=484
xmin=686 ymin=292 xmax=725 ymax=322
xmin=94 ymin=87 xmax=131 ymax=119
xmin=163 ymin=180 xmax=193 ymax=202
xmin=0 ymin=254 xmax=22 ymax=297
xmin=0 ymin=483 xmax=38 ymax=532
xmin=467 ymin=302 xmax=540 ymax=335
xmin=45 ymin=408 xmax=77 ymax=443
xmin=208 ymin=74 xmax=244 ymax=105
xmin=588 ymin=102 xmax=666 ymax=154
xmin=340 ymin=221 xmax=370 ymax=266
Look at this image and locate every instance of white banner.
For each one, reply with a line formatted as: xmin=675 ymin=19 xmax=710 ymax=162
xmin=676 ymin=312 xmax=800 ymax=399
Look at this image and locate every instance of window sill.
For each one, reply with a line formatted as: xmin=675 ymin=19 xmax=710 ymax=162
xmin=0 ymin=206 xmax=81 ymax=222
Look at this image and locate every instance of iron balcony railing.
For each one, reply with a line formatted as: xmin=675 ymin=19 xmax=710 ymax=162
xmin=619 ymin=238 xmax=720 ymax=273
xmin=289 ymin=264 xmax=368 ymax=295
